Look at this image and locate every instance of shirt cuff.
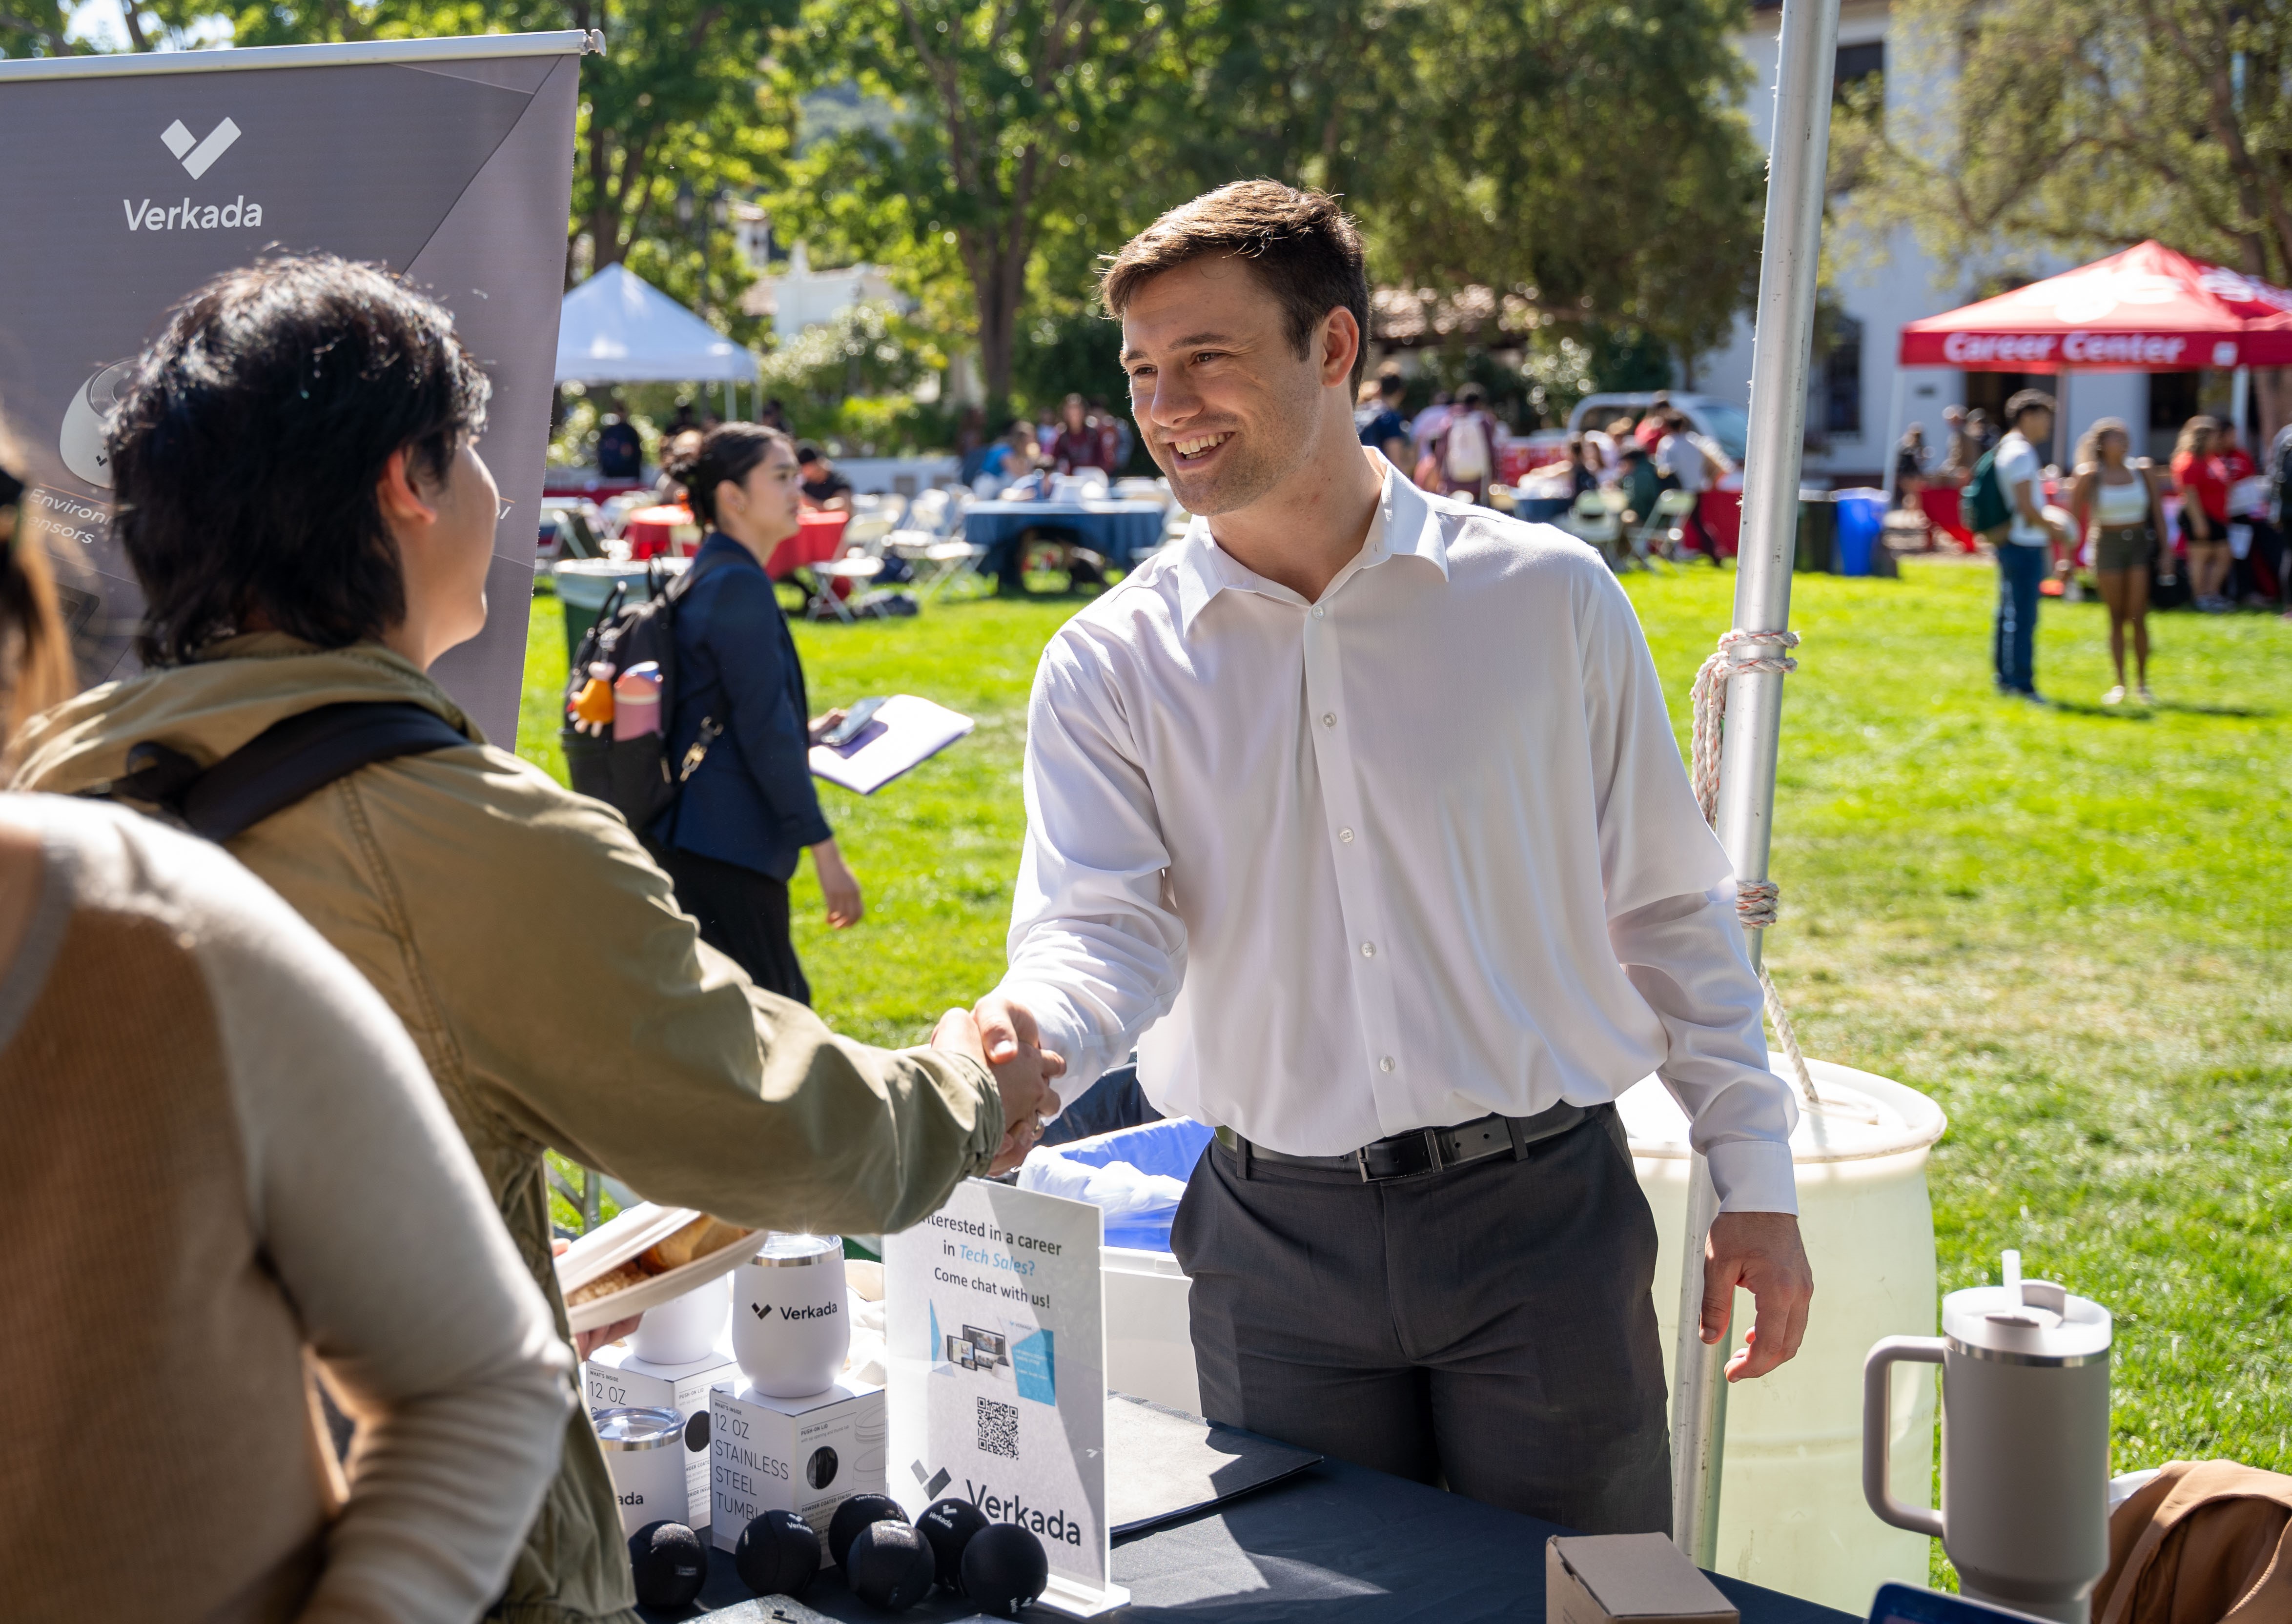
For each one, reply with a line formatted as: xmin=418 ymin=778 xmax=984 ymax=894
xmin=1705 ymin=1137 xmax=1798 ymax=1216
xmin=989 ymin=977 xmax=1103 ymax=1105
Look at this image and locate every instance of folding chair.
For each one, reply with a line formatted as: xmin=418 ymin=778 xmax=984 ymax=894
xmin=1627 ymin=489 xmax=1695 ymax=572
xmin=1561 ymin=490 xmax=1622 ymax=566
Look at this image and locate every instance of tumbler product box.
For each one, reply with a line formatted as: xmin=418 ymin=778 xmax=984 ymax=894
xmin=708 ymin=1379 xmax=887 ymax=1556
xmin=1547 ymin=1534 xmax=1738 ymax=1624
xmin=594 ymin=1407 xmax=688 ymax=1538
xmin=585 ymin=1337 xmax=738 ymax=1529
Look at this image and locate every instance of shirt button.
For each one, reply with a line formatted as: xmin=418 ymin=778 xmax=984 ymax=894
xmin=1312 ymin=607 xmax=1326 ymax=620
xmin=1379 ymin=1056 xmax=1396 ymax=1073
xmin=1322 ymin=712 xmax=1336 ymax=728
xmin=1339 ymin=827 xmax=1355 ymax=843
xmin=1360 ymin=941 xmax=1376 ymax=958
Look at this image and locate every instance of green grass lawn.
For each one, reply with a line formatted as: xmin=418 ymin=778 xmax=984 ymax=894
xmin=518 ymin=558 xmax=2292 ymax=1571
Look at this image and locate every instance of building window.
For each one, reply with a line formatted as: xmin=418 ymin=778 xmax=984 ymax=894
xmin=1825 ymin=314 xmax=1864 ymax=436
xmin=1835 ymin=41 xmax=1883 ymax=101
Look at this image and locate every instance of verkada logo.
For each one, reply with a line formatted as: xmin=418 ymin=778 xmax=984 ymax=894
xmin=123 ymin=115 xmax=263 ymax=233
xmin=160 ymin=116 xmax=240 ymax=178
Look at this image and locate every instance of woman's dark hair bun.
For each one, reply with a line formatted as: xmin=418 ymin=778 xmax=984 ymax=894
xmin=678 ymin=422 xmax=791 ymax=528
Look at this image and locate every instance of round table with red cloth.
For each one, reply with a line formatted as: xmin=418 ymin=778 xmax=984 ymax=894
xmin=1918 ymin=485 xmax=1976 ymax=551
xmin=621 ymin=504 xmax=699 ymax=561
xmin=768 ymin=511 xmax=850 ymax=578
xmin=618 ymin=508 xmax=851 ymax=574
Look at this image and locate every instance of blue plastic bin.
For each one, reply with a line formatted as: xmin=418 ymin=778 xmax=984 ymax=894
xmin=1831 ymin=488 xmax=1885 ymax=577
xmin=1032 ymin=1118 xmax=1213 ymax=1252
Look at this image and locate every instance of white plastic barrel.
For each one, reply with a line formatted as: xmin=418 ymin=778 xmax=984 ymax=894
xmin=1096 ymin=1055 xmax=1944 ymax=1616
xmin=1622 ymin=1054 xmax=1945 ymax=1613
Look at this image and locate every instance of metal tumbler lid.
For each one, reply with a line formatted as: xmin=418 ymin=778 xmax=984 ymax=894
xmin=593 ymin=1406 xmax=684 ymax=1451
xmin=748 ymin=1232 xmax=842 ymax=1267
xmin=1943 ymin=1250 xmax=2112 ymax=1365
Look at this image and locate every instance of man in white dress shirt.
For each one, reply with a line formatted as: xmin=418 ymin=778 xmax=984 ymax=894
xmin=975 ymin=182 xmax=1812 ymax=1533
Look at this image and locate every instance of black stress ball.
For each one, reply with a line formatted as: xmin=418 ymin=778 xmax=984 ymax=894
xmin=628 ymin=1520 xmax=707 ymax=1609
xmin=735 ymin=1509 xmax=820 ymax=1599
xmin=919 ymin=1497 xmax=991 ymax=1590
xmin=828 ymin=1493 xmax=910 ymax=1570
xmin=847 ymin=1521 xmax=938 ymax=1611
xmin=962 ymin=1522 xmax=1050 ymax=1618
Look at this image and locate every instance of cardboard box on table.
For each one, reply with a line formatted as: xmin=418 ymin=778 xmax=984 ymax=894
xmin=584 ymin=1338 xmax=738 ymax=1529
xmin=1547 ymin=1534 xmax=1739 ymax=1624
xmin=707 ymin=1380 xmax=887 ymax=1558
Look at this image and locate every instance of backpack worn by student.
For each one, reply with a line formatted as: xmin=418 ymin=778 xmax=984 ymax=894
xmin=1445 ymin=411 xmax=1492 ymax=483
xmin=558 ymin=552 xmax=734 ymax=833
xmin=84 ymin=702 xmax=471 ymax=843
xmin=1959 ymin=445 xmax=2011 ymax=535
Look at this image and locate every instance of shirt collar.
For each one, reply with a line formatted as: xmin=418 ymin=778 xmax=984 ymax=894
xmin=1171 ymin=453 xmax=1450 ymax=637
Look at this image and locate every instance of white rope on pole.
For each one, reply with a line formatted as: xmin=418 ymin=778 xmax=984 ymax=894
xmin=1689 ymin=629 xmax=1820 ymax=1110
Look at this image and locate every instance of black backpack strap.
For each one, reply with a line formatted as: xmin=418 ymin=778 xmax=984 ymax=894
xmin=97 ymin=701 xmax=470 ymax=843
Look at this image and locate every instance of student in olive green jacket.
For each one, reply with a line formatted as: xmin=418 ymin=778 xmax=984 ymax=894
xmin=15 ymin=255 xmax=1063 ymax=1624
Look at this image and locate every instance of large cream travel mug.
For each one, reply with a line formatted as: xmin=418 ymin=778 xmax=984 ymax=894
xmin=731 ymin=1233 xmax=849 ymax=1398
xmin=1864 ymin=1252 xmax=2112 ymax=1624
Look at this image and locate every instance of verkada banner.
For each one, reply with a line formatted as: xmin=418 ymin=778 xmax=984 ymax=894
xmin=0 ymin=34 xmax=591 ymax=744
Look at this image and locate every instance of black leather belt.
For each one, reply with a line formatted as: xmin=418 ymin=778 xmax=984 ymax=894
xmin=1213 ymin=1100 xmax=1589 ymax=1182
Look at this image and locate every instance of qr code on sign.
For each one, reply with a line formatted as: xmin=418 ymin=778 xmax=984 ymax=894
xmin=978 ymin=1397 xmax=1020 ymax=1460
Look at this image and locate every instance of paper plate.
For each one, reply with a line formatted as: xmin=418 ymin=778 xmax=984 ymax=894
xmin=555 ymin=1202 xmax=760 ymax=1335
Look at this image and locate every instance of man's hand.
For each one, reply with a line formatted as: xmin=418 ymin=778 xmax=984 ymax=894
xmin=971 ymin=993 xmax=1066 ymax=1173
xmin=550 ymin=1238 xmax=641 ymax=1360
xmin=1702 ymin=1211 xmax=1813 ymax=1382
xmin=931 ymin=1006 xmax=1063 ymax=1174
xmin=807 ymin=708 xmax=848 ymax=747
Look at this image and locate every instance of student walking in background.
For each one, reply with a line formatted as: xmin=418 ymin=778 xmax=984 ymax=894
xmin=656 ymin=424 xmax=862 ymax=1001
xmin=1355 ymin=371 xmax=1410 ymax=468
xmin=1988 ymin=389 xmax=2065 ymax=701
xmin=1434 ymin=383 xmax=1499 ymax=505
xmin=2069 ymin=418 xmax=2163 ymax=705
xmin=2171 ymin=417 xmax=2232 ymax=612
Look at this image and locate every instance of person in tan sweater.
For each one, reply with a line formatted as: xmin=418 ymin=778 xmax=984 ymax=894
xmin=13 ymin=257 xmax=1064 ymax=1621
xmin=0 ymin=450 xmax=574 ymax=1620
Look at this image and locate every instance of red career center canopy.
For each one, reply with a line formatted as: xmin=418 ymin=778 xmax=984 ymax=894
xmin=1898 ymin=240 xmax=2292 ymax=371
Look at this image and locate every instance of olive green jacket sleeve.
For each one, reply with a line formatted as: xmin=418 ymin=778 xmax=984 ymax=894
xmin=401 ymin=753 xmax=1005 ymax=1234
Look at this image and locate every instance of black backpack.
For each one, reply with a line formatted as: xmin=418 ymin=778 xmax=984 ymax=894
xmin=84 ymin=701 xmax=470 ymax=842
xmin=559 ymin=554 xmax=732 ymax=832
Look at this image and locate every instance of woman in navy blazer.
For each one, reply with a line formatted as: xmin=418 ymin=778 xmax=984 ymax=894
xmin=649 ymin=424 xmax=861 ymax=1003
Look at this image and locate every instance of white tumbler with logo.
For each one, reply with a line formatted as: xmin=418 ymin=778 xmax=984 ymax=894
xmin=731 ymin=1233 xmax=849 ymax=1398
xmin=594 ymin=1406 xmax=688 ymax=1536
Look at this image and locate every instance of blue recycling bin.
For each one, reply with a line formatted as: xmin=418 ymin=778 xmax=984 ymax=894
xmin=1831 ymin=488 xmax=1885 ymax=577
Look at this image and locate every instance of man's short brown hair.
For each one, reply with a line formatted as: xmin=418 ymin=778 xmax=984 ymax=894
xmin=2005 ymin=388 xmax=2056 ymax=425
xmin=1100 ymin=181 xmax=1371 ymax=390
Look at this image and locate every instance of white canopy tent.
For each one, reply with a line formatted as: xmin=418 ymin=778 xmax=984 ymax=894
xmin=555 ymin=263 xmax=758 ymax=414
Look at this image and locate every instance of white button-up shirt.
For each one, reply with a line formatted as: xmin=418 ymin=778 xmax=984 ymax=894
xmin=998 ymin=462 xmax=1797 ymax=1212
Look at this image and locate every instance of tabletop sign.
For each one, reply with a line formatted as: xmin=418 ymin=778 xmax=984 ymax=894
xmin=883 ymin=1178 xmax=1127 ymax=1617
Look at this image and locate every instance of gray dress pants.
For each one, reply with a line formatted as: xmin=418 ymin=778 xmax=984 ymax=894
xmin=1169 ymin=1104 xmax=1670 ymax=1534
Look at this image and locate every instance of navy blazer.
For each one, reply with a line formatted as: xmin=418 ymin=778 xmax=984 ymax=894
xmin=652 ymin=532 xmax=832 ymax=881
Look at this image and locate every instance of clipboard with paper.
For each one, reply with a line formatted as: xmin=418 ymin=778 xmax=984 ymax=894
xmin=808 ymin=693 xmax=976 ymax=794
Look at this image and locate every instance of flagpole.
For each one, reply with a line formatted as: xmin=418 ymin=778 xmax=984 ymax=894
xmin=1671 ymin=0 xmax=1841 ymax=1566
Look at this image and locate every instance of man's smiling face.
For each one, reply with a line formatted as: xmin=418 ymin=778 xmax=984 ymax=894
xmin=1121 ymin=254 xmax=1330 ymax=516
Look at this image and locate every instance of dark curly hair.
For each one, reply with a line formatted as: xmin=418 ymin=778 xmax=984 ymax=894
xmin=106 ymin=254 xmax=490 ymax=664
xmin=665 ymin=421 xmax=793 ymax=529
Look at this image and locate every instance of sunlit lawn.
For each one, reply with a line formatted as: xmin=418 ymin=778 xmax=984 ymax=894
xmin=520 ymin=557 xmax=2292 ymax=1581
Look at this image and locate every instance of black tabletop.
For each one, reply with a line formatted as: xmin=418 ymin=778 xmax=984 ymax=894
xmin=641 ymin=1455 xmax=1860 ymax=1624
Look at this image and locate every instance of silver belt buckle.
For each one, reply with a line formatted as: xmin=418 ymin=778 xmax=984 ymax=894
xmin=1423 ymin=1127 xmax=1446 ymax=1173
xmin=1353 ymin=1145 xmax=1372 ymax=1182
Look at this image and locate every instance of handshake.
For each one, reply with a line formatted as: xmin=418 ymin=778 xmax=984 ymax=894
xmin=930 ymin=993 xmax=1065 ymax=1175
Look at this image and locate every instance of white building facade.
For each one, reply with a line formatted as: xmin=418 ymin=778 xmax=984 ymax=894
xmin=1697 ymin=0 xmax=2166 ymax=482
